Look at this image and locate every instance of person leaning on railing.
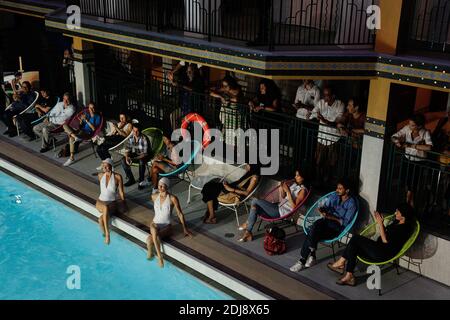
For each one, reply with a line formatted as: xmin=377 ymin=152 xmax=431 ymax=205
xmin=248 ymin=79 xmax=281 ymax=113
xmin=308 ymin=86 xmax=345 ymax=185
xmin=391 ymin=114 xmax=433 ymax=208
xmin=293 ymin=80 xmax=321 ymax=120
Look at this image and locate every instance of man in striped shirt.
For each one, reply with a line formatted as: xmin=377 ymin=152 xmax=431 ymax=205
xmin=121 ymin=123 xmax=150 ymax=188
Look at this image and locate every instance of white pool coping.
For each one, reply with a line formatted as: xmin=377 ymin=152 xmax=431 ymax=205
xmin=0 ymin=158 xmax=273 ymax=300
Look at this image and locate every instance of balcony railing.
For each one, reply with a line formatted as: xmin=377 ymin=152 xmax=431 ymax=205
xmin=88 ymin=66 xmax=363 ymax=183
xmin=406 ymin=0 xmax=450 ymax=53
xmin=67 ymin=0 xmax=376 ymax=49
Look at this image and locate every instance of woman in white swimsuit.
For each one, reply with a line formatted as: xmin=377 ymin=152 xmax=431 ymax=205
xmin=96 ymin=158 xmax=127 ymax=245
xmin=146 ymin=177 xmax=192 ymax=267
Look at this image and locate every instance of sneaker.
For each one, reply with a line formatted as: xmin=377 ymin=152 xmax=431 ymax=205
xmin=290 ymin=261 xmax=305 ymax=272
xmin=63 ymin=158 xmax=74 ymax=167
xmin=305 ymin=255 xmax=316 ymax=268
xmin=138 ymin=181 xmax=149 ymax=190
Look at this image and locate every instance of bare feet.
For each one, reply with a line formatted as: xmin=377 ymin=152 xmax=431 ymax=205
xmin=147 ymin=248 xmax=154 ymax=260
xmin=105 ymin=234 xmax=110 ymax=245
xmin=158 ymin=257 xmax=164 ymax=268
xmin=204 ymin=217 xmax=217 ymax=224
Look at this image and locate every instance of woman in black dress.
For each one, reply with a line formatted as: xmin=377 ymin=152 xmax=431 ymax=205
xmin=327 ymin=203 xmax=415 ymax=286
xmin=201 ymin=164 xmax=261 ymax=224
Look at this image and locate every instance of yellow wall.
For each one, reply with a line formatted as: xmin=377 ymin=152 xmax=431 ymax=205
xmin=367 ymin=78 xmax=391 ymax=121
xmin=375 ymin=0 xmax=403 ymax=55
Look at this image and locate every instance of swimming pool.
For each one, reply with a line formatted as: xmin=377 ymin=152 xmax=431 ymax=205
xmin=0 ymin=170 xmax=233 ymax=300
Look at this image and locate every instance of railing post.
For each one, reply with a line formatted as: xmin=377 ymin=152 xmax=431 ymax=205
xmin=268 ymin=0 xmax=275 ymax=50
xmin=208 ymin=0 xmax=212 ymax=42
xmin=102 ymin=0 xmax=107 ymax=23
xmin=145 ymin=0 xmax=149 ymax=31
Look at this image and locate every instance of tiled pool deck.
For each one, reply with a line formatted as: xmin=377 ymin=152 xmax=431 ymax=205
xmin=1 ymin=122 xmax=449 ymax=300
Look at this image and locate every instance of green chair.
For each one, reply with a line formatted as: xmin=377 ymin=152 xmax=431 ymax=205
xmin=142 ymin=127 xmax=165 ymax=158
xmin=357 ymin=214 xmax=421 ymax=295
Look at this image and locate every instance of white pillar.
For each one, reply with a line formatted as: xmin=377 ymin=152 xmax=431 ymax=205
xmin=72 ymin=39 xmax=95 ymax=107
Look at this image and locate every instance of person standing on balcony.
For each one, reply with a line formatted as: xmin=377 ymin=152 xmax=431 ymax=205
xmin=248 ymin=79 xmax=281 ymax=113
xmin=308 ymin=87 xmax=345 ymax=185
xmin=391 ymin=114 xmax=433 ymax=208
xmin=168 ymin=63 xmax=206 ymax=128
xmin=62 ymin=49 xmax=75 ymax=97
xmin=210 ymin=75 xmax=244 ymax=145
xmin=293 ymin=80 xmax=321 ymax=120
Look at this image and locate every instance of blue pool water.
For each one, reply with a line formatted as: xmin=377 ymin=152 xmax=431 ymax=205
xmin=0 ymin=171 xmax=232 ymax=300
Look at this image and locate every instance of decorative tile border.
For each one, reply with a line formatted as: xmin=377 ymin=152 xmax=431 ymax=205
xmin=365 ymin=117 xmax=386 ymax=139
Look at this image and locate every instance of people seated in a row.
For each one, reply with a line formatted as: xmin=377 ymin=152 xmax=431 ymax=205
xmin=238 ymin=169 xmax=308 ymax=242
xmin=34 ymin=92 xmax=75 ymax=153
xmin=2 ymin=81 xmax=36 ymax=137
xmin=201 ymin=164 xmax=261 ymax=224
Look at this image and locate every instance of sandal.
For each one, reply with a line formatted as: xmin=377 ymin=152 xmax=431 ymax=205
xmin=336 ymin=276 xmax=356 ymax=287
xmin=327 ymin=262 xmax=345 ymax=275
xmin=238 ymin=231 xmax=253 ymax=242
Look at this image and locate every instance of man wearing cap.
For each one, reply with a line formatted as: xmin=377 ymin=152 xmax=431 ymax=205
xmin=96 ymin=158 xmax=127 ymax=245
xmin=146 ymin=177 xmax=192 ymax=267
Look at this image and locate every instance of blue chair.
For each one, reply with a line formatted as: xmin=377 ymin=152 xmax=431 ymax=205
xmin=159 ymin=140 xmax=202 ymax=183
xmin=302 ymin=191 xmax=359 ymax=260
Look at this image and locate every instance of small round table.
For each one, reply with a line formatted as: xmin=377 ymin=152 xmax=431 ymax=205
xmin=187 ymin=175 xmax=222 ymax=204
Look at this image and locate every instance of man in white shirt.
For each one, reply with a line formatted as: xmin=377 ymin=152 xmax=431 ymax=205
xmin=293 ymin=80 xmax=321 ymax=119
xmin=309 ymin=87 xmax=345 ymax=184
xmin=33 ymin=92 xmax=75 ymax=153
xmin=391 ymin=114 xmax=433 ymax=207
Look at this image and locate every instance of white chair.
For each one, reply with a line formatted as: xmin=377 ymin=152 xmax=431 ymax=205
xmin=218 ymin=164 xmax=261 ymax=227
xmin=12 ymin=91 xmax=40 ymax=136
xmin=107 ymin=119 xmax=138 ymax=162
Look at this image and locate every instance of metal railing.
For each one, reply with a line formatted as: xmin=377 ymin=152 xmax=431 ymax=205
xmin=406 ymin=0 xmax=450 ymax=53
xmin=379 ymin=142 xmax=450 ymax=228
xmin=88 ymin=66 xmax=362 ymax=183
xmin=71 ymin=0 xmax=376 ymax=49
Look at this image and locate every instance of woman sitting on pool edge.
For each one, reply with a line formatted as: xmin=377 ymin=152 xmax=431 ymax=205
xmin=327 ymin=203 xmax=415 ymax=286
xmin=96 ymin=158 xmax=127 ymax=245
xmin=238 ymin=169 xmax=308 ymax=242
xmin=146 ymin=177 xmax=193 ymax=268
xmin=201 ymin=164 xmax=261 ymax=224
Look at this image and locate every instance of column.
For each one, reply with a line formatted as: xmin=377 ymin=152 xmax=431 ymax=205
xmin=72 ymin=37 xmax=95 ymax=107
xmin=359 ymin=78 xmax=391 ymax=214
xmin=375 ymin=0 xmax=404 ymax=55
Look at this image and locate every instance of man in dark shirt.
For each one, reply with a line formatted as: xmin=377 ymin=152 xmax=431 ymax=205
xmin=2 ymin=81 xmax=36 ymax=137
xmin=15 ymin=89 xmax=56 ymax=140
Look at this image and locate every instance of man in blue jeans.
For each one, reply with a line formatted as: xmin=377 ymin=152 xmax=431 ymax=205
xmin=290 ymin=178 xmax=357 ymax=272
